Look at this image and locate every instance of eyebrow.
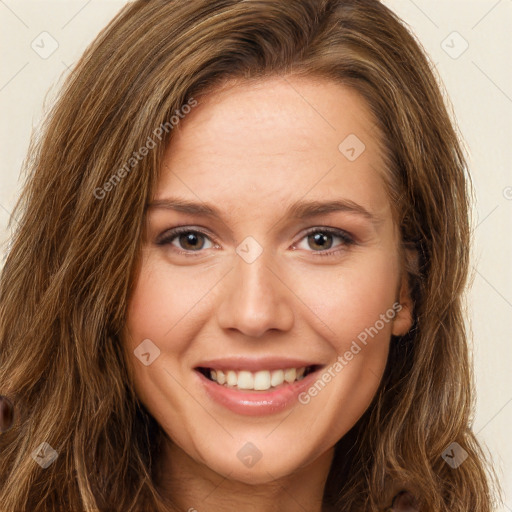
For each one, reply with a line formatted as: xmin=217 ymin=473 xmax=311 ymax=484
xmin=147 ymin=196 xmax=383 ymax=225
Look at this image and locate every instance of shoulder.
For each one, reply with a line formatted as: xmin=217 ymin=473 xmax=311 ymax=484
xmin=388 ymin=490 xmax=419 ymax=511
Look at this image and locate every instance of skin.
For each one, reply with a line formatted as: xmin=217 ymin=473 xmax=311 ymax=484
xmin=123 ymin=76 xmax=414 ymax=512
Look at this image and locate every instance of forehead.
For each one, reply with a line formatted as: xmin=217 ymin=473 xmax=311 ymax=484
xmin=156 ymin=76 xmax=391 ymax=219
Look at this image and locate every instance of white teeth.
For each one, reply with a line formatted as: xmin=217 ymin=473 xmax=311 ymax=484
xmin=270 ymin=369 xmax=284 ymax=387
xmin=284 ymin=368 xmax=296 ymax=383
xmin=237 ymin=371 xmax=254 ymax=389
xmin=208 ymin=366 xmax=309 ymax=390
xmin=216 ymin=369 xmax=226 ymax=385
xmin=254 ymin=370 xmax=271 ymax=391
xmin=226 ymin=370 xmax=237 ymax=387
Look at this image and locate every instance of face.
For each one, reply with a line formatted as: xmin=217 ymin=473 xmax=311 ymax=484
xmin=123 ymin=76 xmax=413 ymax=485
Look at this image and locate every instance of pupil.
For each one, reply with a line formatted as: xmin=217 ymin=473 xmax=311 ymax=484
xmin=181 ymin=232 xmax=203 ymax=250
xmin=310 ymin=232 xmax=332 ymax=250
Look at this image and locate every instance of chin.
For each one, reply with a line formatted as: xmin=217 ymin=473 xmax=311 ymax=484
xmin=198 ymin=443 xmax=314 ymax=485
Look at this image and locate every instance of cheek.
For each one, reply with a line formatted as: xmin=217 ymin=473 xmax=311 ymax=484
xmin=290 ymin=247 xmax=400 ymax=353
xmin=124 ymin=251 xmax=221 ymax=353
xmin=291 ymin=253 xmax=400 ymax=443
xmin=122 ymin=255 xmax=215 ymax=428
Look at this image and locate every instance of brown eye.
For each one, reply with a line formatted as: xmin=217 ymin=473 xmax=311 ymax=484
xmin=294 ymin=227 xmax=355 ymax=256
xmin=177 ymin=232 xmax=207 ymax=251
xmin=156 ymin=227 xmax=215 ymax=254
xmin=307 ymin=232 xmax=335 ymax=250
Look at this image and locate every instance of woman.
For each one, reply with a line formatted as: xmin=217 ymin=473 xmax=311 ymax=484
xmin=0 ymin=0 xmax=500 ymax=510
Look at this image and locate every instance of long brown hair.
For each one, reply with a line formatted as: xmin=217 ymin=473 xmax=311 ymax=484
xmin=0 ymin=0 xmax=501 ymax=510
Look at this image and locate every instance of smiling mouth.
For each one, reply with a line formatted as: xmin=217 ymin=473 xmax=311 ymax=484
xmin=196 ymin=365 xmax=321 ymax=391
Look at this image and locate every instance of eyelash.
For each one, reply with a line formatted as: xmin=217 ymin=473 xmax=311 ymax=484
xmin=156 ymin=226 xmax=356 ymax=258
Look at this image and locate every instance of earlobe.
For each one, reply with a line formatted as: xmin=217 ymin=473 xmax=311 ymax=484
xmin=392 ymin=279 xmax=414 ymax=337
xmin=392 ymin=249 xmax=417 ymax=337
xmin=392 ymin=247 xmax=419 ymax=336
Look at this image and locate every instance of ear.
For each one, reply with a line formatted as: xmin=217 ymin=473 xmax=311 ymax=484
xmin=391 ymin=249 xmax=417 ymax=336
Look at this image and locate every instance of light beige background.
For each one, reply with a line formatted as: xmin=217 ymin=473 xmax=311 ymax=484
xmin=1 ymin=0 xmax=511 ymax=508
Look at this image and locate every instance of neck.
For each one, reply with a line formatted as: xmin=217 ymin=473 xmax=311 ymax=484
xmin=155 ymin=437 xmax=335 ymax=512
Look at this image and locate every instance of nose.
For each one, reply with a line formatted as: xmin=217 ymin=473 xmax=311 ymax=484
xmin=215 ymin=250 xmax=295 ymax=338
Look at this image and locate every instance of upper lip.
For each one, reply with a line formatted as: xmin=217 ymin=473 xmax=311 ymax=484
xmin=194 ymin=357 xmax=324 ymax=372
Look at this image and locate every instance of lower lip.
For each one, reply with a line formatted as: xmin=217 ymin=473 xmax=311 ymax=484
xmin=195 ymin=369 xmax=322 ymax=416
